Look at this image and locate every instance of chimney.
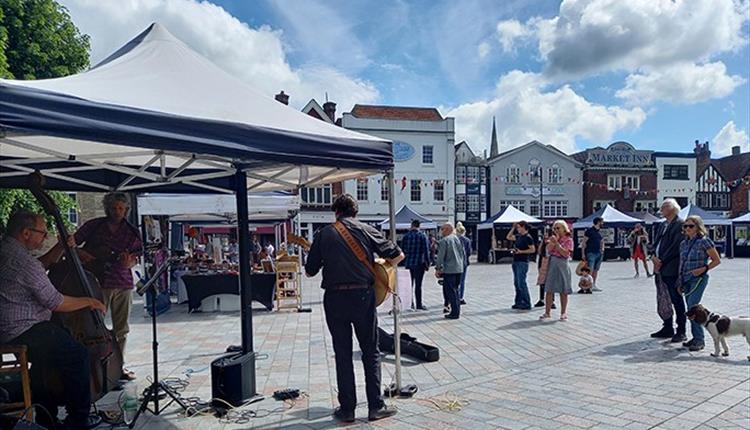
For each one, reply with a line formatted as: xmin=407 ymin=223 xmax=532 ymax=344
xmin=694 ymin=139 xmax=711 ymax=174
xmin=732 ymin=145 xmax=741 ymax=156
xmin=323 ymin=101 xmax=336 ymax=122
xmin=274 ymin=90 xmax=289 ymax=105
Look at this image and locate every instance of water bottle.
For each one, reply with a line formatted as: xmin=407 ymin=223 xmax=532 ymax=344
xmin=122 ymin=381 xmax=138 ymax=425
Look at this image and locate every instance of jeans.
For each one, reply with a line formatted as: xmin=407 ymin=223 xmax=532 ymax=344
xmin=663 ymin=275 xmax=686 ymax=335
xmin=684 ymin=274 xmax=709 ymax=343
xmin=512 ymin=261 xmax=531 ymax=309
xmin=586 ymin=252 xmax=603 ymax=271
xmin=443 ymin=273 xmax=462 ymax=318
xmin=323 ymin=288 xmax=384 ymax=412
xmin=408 ymin=266 xmax=426 ymax=308
xmin=9 ymin=321 xmax=92 ymax=424
xmin=459 ymin=268 xmax=468 ymax=300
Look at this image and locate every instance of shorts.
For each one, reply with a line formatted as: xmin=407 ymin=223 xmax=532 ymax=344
xmin=586 ymin=252 xmax=603 ymax=271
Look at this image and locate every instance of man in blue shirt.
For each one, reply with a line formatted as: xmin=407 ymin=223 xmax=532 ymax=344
xmin=581 ymin=217 xmax=605 ymax=291
xmin=401 ymin=220 xmax=430 ymax=310
xmin=506 ymin=221 xmax=536 ymax=310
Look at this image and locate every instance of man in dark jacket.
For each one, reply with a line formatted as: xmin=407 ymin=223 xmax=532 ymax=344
xmin=401 ymin=220 xmax=430 ymax=310
xmin=305 ymin=194 xmax=404 ymax=423
xmin=651 ymin=199 xmax=685 ymax=342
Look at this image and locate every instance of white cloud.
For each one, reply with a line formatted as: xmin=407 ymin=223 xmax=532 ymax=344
xmin=477 ymin=41 xmax=491 ymax=59
xmin=496 ymin=19 xmax=530 ymax=53
xmin=616 ymin=62 xmax=746 ymax=105
xmin=713 ymin=120 xmax=750 ymax=156
xmin=446 ymin=70 xmax=646 ymax=154
xmin=59 ymin=0 xmax=379 ymax=111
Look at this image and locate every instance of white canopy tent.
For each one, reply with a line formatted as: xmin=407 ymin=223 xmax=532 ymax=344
xmin=733 ymin=213 xmax=750 ymax=223
xmin=572 ymin=205 xmax=641 ymax=229
xmin=478 ymin=205 xmax=543 ymax=230
xmin=137 ymin=193 xmax=300 ymax=220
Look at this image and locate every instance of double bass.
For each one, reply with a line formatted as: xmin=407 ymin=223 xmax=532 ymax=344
xmin=28 ymin=172 xmax=123 ymax=401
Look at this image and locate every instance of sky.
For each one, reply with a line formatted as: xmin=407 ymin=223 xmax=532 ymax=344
xmin=59 ymin=0 xmax=750 ymax=157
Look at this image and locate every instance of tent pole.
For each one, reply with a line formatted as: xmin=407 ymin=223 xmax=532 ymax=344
xmin=235 ymin=170 xmax=256 ymax=369
xmin=387 ymin=169 xmax=402 ymax=390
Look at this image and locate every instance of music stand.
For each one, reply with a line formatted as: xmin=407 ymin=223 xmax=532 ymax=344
xmin=128 ymin=257 xmax=188 ymax=428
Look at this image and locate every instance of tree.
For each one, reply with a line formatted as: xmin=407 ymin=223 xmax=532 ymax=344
xmin=0 ymin=0 xmax=90 ymax=231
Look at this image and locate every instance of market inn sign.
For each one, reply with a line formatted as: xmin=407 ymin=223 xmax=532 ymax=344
xmin=585 ymin=142 xmax=654 ymax=167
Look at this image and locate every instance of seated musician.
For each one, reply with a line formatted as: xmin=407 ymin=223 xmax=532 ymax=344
xmin=75 ymin=192 xmax=142 ymax=381
xmin=0 ymin=210 xmax=106 ymax=429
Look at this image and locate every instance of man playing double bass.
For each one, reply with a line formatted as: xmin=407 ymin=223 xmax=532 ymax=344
xmin=0 ymin=210 xmax=106 ymax=429
xmin=75 ymin=192 xmax=142 ymax=381
xmin=305 ymin=194 xmax=404 ymax=423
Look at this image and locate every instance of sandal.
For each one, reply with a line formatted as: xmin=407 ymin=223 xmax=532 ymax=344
xmin=539 ymin=313 xmax=551 ymax=320
xmin=559 ymin=314 xmax=568 ymax=321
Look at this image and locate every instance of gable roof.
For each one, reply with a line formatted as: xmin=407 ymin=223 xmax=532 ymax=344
xmin=713 ymin=152 xmax=750 ymax=183
xmin=301 ymin=99 xmax=334 ymax=124
xmin=488 ymin=140 xmax=582 ymax=167
xmin=573 ymin=205 xmax=641 ymax=228
xmin=351 ymin=104 xmax=443 ymax=121
xmin=455 ymin=140 xmax=476 ymax=156
xmin=380 ymin=205 xmax=437 ymax=230
xmin=478 ymin=205 xmax=543 ymax=229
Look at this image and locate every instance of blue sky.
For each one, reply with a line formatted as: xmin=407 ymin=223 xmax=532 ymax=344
xmin=63 ymin=0 xmax=750 ymax=156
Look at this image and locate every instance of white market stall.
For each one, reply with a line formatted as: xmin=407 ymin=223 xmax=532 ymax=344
xmin=572 ymin=205 xmax=641 ymax=261
xmin=477 ymin=205 xmax=543 ymax=263
xmin=731 ymin=212 xmax=750 ymax=258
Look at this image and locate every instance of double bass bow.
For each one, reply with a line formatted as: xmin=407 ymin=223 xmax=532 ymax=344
xmin=27 ymin=172 xmax=123 ymax=400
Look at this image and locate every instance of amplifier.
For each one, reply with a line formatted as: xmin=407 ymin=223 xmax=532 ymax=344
xmin=210 ymin=352 xmax=256 ymax=407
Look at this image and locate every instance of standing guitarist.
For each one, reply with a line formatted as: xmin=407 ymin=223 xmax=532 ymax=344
xmin=305 ymin=194 xmax=404 ymax=423
xmin=75 ymin=192 xmax=142 ymax=381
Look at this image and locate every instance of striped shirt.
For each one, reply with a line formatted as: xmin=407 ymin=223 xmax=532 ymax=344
xmin=0 ymin=236 xmax=64 ymax=343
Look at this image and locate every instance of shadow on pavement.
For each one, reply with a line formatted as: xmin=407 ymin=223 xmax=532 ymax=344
xmin=594 ymin=339 xmax=750 ymax=365
xmin=497 ymin=319 xmax=557 ymax=330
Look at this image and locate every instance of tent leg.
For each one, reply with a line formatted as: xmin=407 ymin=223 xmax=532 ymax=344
xmin=387 ymin=170 xmax=401 ymax=391
xmin=235 ymin=170 xmax=257 ymax=395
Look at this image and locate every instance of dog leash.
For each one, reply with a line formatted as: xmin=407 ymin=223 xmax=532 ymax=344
xmin=682 ymin=275 xmax=705 ymax=298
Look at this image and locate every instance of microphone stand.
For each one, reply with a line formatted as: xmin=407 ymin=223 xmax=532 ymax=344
xmin=129 ymin=256 xmax=188 ymax=428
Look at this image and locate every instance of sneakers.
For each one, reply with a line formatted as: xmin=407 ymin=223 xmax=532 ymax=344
xmin=670 ymin=333 xmax=687 ymax=343
xmin=443 ymin=306 xmax=450 ymax=314
xmin=688 ymin=342 xmax=705 ymax=352
xmin=650 ymin=327 xmax=675 ymax=338
xmin=368 ymin=405 xmax=397 ymax=421
xmin=534 ymin=300 xmax=545 ymax=307
xmin=333 ymin=407 xmax=355 ymax=423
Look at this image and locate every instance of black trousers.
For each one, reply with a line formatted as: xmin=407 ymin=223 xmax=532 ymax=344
xmin=10 ymin=321 xmax=92 ymax=425
xmin=443 ymin=273 xmax=462 ymax=318
xmin=323 ymin=288 xmax=384 ymax=412
xmin=408 ymin=267 xmax=426 ymax=308
xmin=663 ymin=275 xmax=686 ymax=334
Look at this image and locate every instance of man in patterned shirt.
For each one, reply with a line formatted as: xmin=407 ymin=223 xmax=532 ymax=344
xmin=1 ymin=210 xmax=106 ymax=429
xmin=401 ymin=220 xmax=430 ymax=310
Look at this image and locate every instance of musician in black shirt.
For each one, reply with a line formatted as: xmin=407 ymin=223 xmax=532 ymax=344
xmin=305 ymin=194 xmax=404 ymax=423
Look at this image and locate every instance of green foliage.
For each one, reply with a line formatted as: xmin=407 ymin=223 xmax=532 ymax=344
xmin=0 ymin=189 xmax=77 ymax=234
xmin=0 ymin=0 xmax=90 ymax=80
xmin=0 ymin=8 xmax=9 ymax=78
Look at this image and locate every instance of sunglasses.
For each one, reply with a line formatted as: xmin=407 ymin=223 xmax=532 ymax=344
xmin=29 ymin=228 xmax=49 ymax=238
xmin=682 ymin=224 xmax=696 ymax=229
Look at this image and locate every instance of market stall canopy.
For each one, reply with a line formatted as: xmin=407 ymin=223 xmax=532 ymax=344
xmin=572 ymin=205 xmax=640 ymax=229
xmin=678 ymin=204 xmax=731 ymax=226
xmin=380 ymin=205 xmax=437 ymax=230
xmin=137 ymin=192 xmax=299 ymax=220
xmin=733 ymin=213 xmax=750 ymax=223
xmin=478 ymin=205 xmax=542 ymax=230
xmin=626 ymin=212 xmax=663 ymax=225
xmin=0 ymin=23 xmax=393 ymax=194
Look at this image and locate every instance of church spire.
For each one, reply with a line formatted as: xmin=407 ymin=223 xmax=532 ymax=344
xmin=490 ymin=116 xmax=498 ymax=158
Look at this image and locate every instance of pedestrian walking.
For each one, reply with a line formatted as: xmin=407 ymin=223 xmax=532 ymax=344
xmin=435 ymin=223 xmax=466 ymax=320
xmin=456 ymin=222 xmax=472 ymax=305
xmin=401 ymin=220 xmax=430 ymax=310
xmin=540 ymin=220 xmax=573 ymax=321
xmin=506 ymin=221 xmax=536 ymax=310
xmin=628 ymin=223 xmax=651 ymax=278
xmin=651 ymin=198 xmax=686 ymax=342
xmin=581 ymin=217 xmax=605 ymax=291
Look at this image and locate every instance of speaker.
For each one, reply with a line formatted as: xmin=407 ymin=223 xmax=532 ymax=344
xmin=211 ymin=352 xmax=256 ymax=407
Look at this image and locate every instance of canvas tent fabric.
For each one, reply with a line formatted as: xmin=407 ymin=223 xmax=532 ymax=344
xmin=380 ymin=205 xmax=437 ymax=230
xmin=678 ymin=204 xmax=731 ymax=226
xmin=477 ymin=205 xmax=542 ymax=230
xmin=626 ymin=212 xmax=663 ymax=225
xmin=137 ymin=192 xmax=299 ymax=220
xmin=572 ymin=205 xmax=641 ymax=229
xmin=733 ymin=213 xmax=750 ymax=223
xmin=0 ymin=23 xmax=392 ymax=194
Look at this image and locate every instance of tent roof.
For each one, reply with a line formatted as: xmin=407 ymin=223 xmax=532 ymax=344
xmin=478 ymin=205 xmax=542 ymax=230
xmin=573 ymin=205 xmax=641 ymax=229
xmin=679 ymin=204 xmax=731 ymax=225
xmin=137 ymin=192 xmax=299 ymax=221
xmin=380 ymin=205 xmax=437 ymax=230
xmin=625 ymin=212 xmax=663 ymax=225
xmin=733 ymin=212 xmax=750 ymax=223
xmin=0 ymin=23 xmax=392 ymax=194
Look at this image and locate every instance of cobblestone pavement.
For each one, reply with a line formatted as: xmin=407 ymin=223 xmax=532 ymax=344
xmin=102 ymin=258 xmax=750 ymax=429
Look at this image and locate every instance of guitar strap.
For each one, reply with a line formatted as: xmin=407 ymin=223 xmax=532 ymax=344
xmin=333 ymin=221 xmax=377 ymax=280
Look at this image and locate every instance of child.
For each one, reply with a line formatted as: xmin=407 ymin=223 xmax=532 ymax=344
xmin=578 ymin=266 xmax=593 ymax=294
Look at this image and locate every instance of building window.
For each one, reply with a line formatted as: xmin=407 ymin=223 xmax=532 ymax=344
xmin=300 ymin=185 xmax=332 ymax=206
xmin=548 ymin=164 xmax=562 ymax=184
xmin=529 ymin=159 xmax=541 ymax=183
xmin=467 ymin=166 xmax=480 ymax=184
xmin=356 ymin=178 xmax=368 ymax=201
xmin=480 ymin=168 xmax=486 ymax=184
xmin=433 ymin=180 xmax=445 ymax=201
xmin=663 ymin=165 xmax=689 ymax=180
xmin=480 ymin=195 xmax=487 ymax=212
xmin=697 ymin=192 xmax=730 ymax=209
xmin=422 ymin=146 xmax=434 ymax=164
xmin=410 ymin=180 xmax=421 ymax=202
xmin=456 ymin=194 xmax=466 ymax=212
xmin=543 ymin=200 xmax=568 ymax=218
xmin=607 ymin=175 xmax=639 ymax=191
xmin=529 ymin=202 xmax=539 ymax=217
xmin=506 ymin=164 xmax=520 ymax=184
xmin=467 ymin=194 xmax=480 ymax=212
xmin=456 ymin=166 xmax=466 ymax=184
xmin=500 ymin=200 xmax=525 ymax=213
xmin=67 ymin=193 xmax=78 ymax=225
xmin=634 ymin=200 xmax=657 ymax=212
xmin=593 ymin=200 xmax=615 ymax=211
xmin=380 ymin=179 xmax=389 ymax=201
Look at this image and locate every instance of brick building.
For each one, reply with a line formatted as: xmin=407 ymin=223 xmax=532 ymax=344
xmin=694 ymin=140 xmax=750 ymax=217
xmin=572 ymin=142 xmax=657 ymax=216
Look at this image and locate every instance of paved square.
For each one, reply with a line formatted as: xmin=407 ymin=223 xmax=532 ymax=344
xmin=106 ymin=258 xmax=750 ymax=429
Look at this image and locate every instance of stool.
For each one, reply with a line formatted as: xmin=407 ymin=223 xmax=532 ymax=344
xmin=0 ymin=345 xmax=32 ymax=421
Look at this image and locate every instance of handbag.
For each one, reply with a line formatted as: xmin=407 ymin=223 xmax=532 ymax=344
xmin=332 ymin=221 xmax=396 ymax=306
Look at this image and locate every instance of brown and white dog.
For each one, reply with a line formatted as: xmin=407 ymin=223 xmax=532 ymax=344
xmin=686 ymin=304 xmax=750 ymax=360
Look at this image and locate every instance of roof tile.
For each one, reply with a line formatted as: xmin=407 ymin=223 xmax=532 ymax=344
xmin=351 ymin=104 xmax=443 ymax=121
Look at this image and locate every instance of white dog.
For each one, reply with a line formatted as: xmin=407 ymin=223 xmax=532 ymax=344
xmin=686 ymin=304 xmax=750 ymax=360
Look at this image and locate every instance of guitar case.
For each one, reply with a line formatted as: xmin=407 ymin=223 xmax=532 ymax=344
xmin=378 ymin=327 xmax=439 ymax=362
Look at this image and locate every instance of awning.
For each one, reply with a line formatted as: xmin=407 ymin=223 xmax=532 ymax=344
xmin=478 ymin=205 xmax=543 ymax=230
xmin=137 ymin=192 xmax=299 ymax=221
xmin=678 ymin=204 xmax=731 ymax=226
xmin=572 ymin=205 xmax=640 ymax=229
xmin=732 ymin=213 xmax=750 ymax=223
xmin=625 ymin=212 xmax=663 ymax=225
xmin=380 ymin=205 xmax=437 ymax=230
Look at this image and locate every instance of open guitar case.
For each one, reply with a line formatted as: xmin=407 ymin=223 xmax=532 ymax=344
xmin=377 ymin=327 xmax=439 ymax=362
